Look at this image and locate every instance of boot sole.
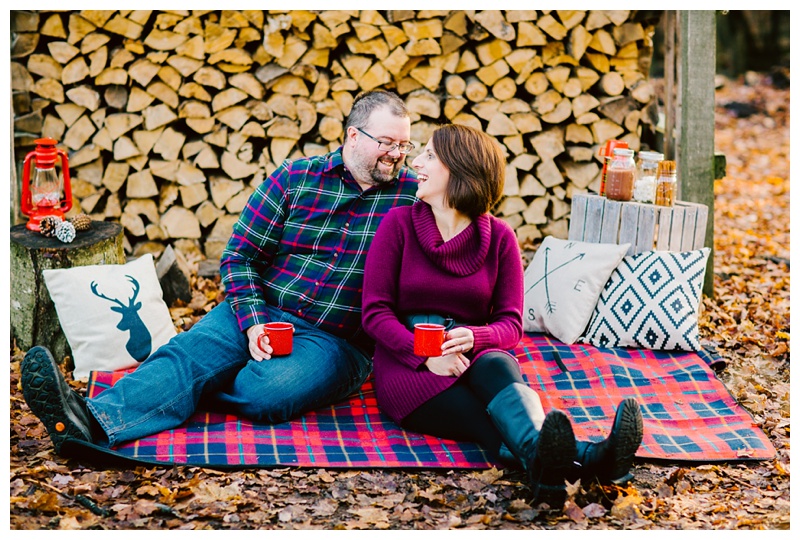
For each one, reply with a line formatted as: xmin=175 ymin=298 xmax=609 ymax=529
xmin=530 ymin=410 xmax=577 ymax=508
xmin=606 ymin=398 xmax=644 ymax=484
xmin=21 ymin=347 xmax=90 ymax=453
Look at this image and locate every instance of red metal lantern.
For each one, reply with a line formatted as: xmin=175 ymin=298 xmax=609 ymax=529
xmin=20 ymin=138 xmax=72 ymax=231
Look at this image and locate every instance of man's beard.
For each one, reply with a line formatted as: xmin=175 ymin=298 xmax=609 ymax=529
xmin=351 ymin=153 xmax=403 ymax=186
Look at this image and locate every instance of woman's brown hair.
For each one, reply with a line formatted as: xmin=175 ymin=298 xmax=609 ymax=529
xmin=431 ymin=124 xmax=506 ymax=220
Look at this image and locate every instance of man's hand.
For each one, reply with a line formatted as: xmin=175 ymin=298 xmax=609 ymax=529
xmin=425 ymin=353 xmax=470 ymax=377
xmin=246 ymin=324 xmax=272 ymax=361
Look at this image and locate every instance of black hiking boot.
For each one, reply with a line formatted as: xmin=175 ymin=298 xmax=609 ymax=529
xmin=21 ymin=346 xmax=94 ymax=454
xmin=527 ymin=409 xmax=578 ymax=508
xmin=486 ymin=383 xmax=577 ymax=509
xmin=572 ymin=398 xmax=644 ymax=485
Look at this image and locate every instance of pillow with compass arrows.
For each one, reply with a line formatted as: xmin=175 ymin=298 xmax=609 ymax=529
xmin=522 ymin=236 xmax=630 ymax=344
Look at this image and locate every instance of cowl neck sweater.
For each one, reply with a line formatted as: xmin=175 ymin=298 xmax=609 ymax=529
xmin=362 ymin=202 xmax=525 ymax=422
xmin=411 ymin=202 xmax=491 ymax=276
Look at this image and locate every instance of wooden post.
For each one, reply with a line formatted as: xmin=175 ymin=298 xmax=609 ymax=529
xmin=663 ymin=11 xmax=677 ymax=161
xmin=677 ymin=11 xmax=716 ymax=297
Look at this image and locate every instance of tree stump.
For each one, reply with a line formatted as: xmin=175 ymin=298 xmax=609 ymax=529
xmin=10 ymin=221 xmax=125 ymax=364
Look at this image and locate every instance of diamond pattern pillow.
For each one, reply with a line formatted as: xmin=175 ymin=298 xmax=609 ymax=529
xmin=523 ymin=236 xmax=631 ymax=344
xmin=579 ymin=248 xmax=710 ymax=351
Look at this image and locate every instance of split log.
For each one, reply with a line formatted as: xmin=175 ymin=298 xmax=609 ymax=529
xmin=464 ymin=76 xmax=488 ymax=102
xmin=155 ymin=244 xmax=193 ymax=306
xmin=599 ymin=71 xmax=625 ymax=96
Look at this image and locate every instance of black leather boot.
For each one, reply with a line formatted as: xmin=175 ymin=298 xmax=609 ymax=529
xmin=572 ymin=398 xmax=643 ymax=485
xmin=487 ymin=383 xmax=577 ymax=508
xmin=21 ymin=346 xmax=95 ymax=453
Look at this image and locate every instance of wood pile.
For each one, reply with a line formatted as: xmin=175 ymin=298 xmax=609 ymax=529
xmin=11 ymin=10 xmax=660 ymax=259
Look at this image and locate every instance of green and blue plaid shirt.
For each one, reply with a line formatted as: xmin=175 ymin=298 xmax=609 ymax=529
xmin=220 ymin=147 xmax=418 ymax=347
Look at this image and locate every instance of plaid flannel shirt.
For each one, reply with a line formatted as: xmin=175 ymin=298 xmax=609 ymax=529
xmin=220 ymin=147 xmax=418 ymax=348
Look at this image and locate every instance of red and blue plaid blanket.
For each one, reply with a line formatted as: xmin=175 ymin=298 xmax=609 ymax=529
xmin=77 ymin=333 xmax=775 ymax=468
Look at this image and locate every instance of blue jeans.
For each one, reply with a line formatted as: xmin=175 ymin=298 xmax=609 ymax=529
xmin=87 ymin=301 xmax=372 ymax=447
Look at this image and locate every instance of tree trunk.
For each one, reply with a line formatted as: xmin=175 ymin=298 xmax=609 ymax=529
xmin=10 ymin=221 xmax=125 ymax=365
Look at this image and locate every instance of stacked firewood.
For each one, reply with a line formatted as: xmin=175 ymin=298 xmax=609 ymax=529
xmin=11 ymin=10 xmax=659 ymax=258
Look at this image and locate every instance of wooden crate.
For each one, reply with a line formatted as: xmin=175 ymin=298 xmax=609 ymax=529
xmin=568 ymin=193 xmax=708 ymax=256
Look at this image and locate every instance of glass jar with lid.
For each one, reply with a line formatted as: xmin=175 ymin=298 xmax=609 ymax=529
xmin=599 ymin=139 xmax=628 ymax=197
xmin=604 ymin=148 xmax=635 ymax=201
xmin=633 ymin=151 xmax=663 ymax=203
xmin=655 ymin=160 xmax=677 ymax=207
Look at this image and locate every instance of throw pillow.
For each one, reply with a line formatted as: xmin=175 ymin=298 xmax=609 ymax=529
xmin=43 ymin=254 xmax=177 ymax=380
xmin=579 ymin=248 xmax=711 ymax=351
xmin=523 ymin=236 xmax=631 ymax=344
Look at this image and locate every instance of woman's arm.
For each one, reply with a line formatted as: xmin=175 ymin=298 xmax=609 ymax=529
xmin=362 ymin=210 xmax=428 ymax=369
xmin=470 ymin=221 xmax=524 ymax=354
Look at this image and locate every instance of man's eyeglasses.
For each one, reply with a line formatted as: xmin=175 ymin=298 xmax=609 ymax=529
xmin=356 ymin=127 xmax=415 ymax=154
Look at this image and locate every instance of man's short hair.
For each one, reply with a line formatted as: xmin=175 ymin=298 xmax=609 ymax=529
xmin=344 ymin=90 xmax=410 ymax=131
xmin=432 ymin=124 xmax=507 ymax=220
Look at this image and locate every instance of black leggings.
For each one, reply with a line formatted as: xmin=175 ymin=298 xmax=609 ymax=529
xmin=401 ymin=351 xmax=525 ymax=458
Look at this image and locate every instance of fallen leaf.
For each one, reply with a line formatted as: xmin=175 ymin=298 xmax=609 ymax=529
xmin=564 ymin=500 xmax=586 ymax=522
xmin=610 ymin=493 xmax=643 ymax=521
xmin=475 ymin=467 xmax=503 ymax=485
xmin=582 ymin=502 xmax=607 ymax=518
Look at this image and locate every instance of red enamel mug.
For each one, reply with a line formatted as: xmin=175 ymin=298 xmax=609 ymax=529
xmin=414 ymin=323 xmax=445 ymax=357
xmin=258 ymin=322 xmax=294 ymax=356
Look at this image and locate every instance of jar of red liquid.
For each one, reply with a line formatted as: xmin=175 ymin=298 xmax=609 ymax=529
xmin=605 ymin=148 xmax=636 ymax=201
xmin=598 ymin=139 xmax=628 ymax=196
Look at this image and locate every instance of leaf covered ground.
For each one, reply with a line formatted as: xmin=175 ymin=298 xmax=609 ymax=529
xmin=8 ymin=72 xmax=790 ymax=530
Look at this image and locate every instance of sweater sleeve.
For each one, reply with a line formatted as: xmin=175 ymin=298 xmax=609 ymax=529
xmin=469 ymin=221 xmax=524 ymax=354
xmin=219 ymin=163 xmax=290 ymax=331
xmin=362 ymin=210 xmax=427 ymax=369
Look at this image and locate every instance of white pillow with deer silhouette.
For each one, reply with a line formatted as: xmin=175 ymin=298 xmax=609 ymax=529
xmin=42 ymin=253 xmax=176 ymax=380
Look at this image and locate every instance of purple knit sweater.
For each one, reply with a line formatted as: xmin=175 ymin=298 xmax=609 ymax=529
xmin=362 ymin=202 xmax=524 ymax=423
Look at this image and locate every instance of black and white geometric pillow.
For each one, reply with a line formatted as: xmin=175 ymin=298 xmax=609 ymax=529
xmin=579 ymin=248 xmax=710 ymax=351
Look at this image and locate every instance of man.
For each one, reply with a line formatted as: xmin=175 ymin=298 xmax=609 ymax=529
xmin=21 ymin=90 xmax=419 ymax=454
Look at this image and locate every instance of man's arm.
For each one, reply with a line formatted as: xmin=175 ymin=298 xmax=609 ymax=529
xmin=220 ymin=162 xmax=291 ymax=331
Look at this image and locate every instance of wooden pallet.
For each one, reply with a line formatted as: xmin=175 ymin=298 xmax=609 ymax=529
xmin=568 ymin=193 xmax=708 ymax=256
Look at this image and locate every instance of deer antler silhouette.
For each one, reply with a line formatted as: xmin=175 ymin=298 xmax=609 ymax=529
xmin=91 ymin=275 xmax=140 ymax=307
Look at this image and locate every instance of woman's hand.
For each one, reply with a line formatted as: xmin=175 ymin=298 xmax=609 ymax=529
xmin=425 ymin=353 xmax=470 ymax=377
xmin=246 ymin=324 xmax=272 ymax=361
xmin=441 ymin=327 xmax=474 ymax=357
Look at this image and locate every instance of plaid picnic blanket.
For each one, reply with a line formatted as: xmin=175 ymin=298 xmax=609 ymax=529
xmin=72 ymin=333 xmax=775 ymax=468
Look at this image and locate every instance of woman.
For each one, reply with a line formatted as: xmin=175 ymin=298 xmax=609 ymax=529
xmin=362 ymin=124 xmax=643 ymax=507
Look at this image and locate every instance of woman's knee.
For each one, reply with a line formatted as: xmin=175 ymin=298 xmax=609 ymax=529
xmin=470 ymin=351 xmax=522 ymax=379
xmin=467 ymin=351 xmax=524 ymax=402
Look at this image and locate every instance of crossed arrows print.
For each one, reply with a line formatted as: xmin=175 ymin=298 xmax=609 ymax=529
xmin=526 ymin=247 xmax=586 ymax=315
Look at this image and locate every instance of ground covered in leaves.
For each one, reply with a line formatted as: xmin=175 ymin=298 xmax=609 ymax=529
xmin=9 ymin=72 xmax=790 ymax=530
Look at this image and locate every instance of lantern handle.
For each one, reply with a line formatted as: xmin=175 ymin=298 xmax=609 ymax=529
xmin=56 ymin=148 xmax=73 ymax=214
xmin=20 ymin=150 xmax=36 ymax=216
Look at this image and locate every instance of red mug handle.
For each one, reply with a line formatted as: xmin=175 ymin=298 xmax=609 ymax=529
xmin=257 ymin=328 xmax=270 ymax=354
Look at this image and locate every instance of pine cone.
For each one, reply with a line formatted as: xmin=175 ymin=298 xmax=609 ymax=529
xmin=55 ymin=220 xmax=76 ymax=243
xmin=39 ymin=216 xmax=62 ymax=237
xmin=69 ymin=212 xmax=92 ymax=232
